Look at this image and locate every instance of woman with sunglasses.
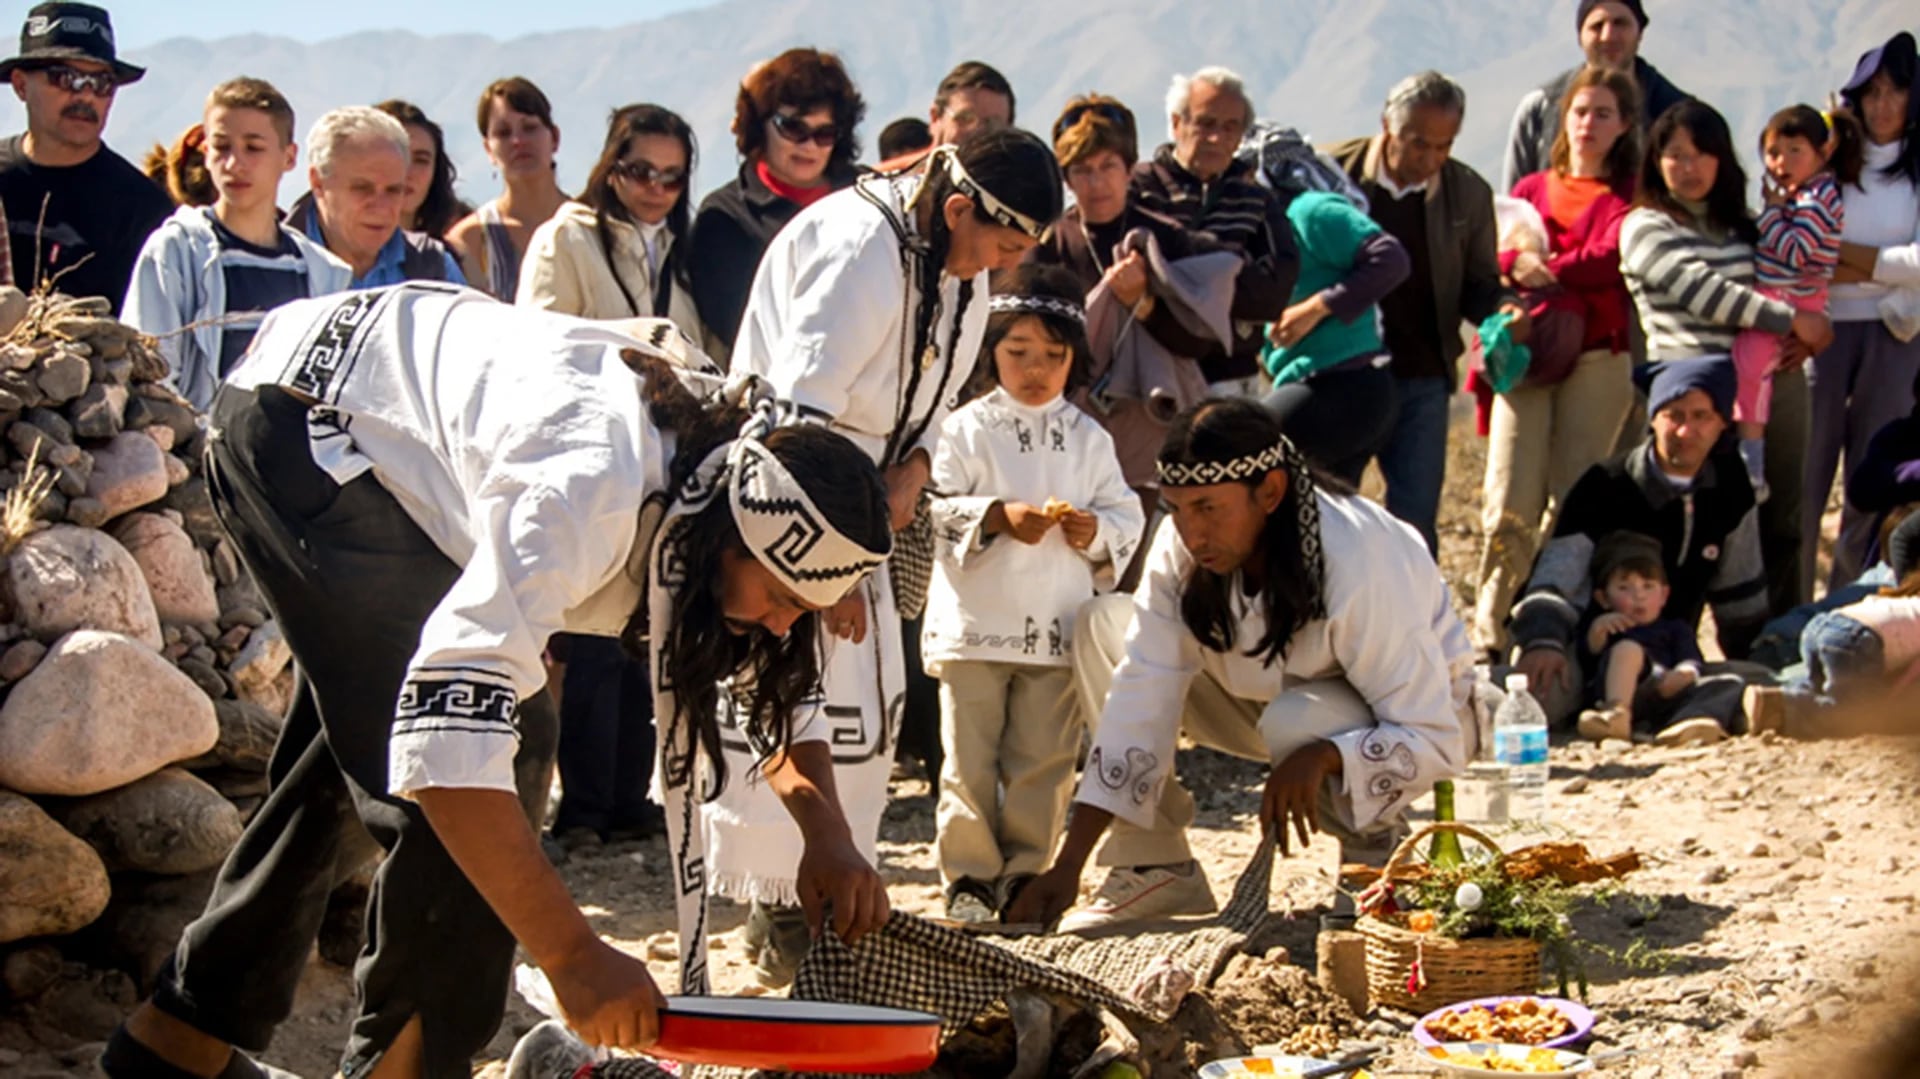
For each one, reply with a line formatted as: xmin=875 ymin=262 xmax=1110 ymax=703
xmin=688 ymin=47 xmax=865 ymax=362
xmin=519 ymin=104 xmax=706 ymax=342
xmin=447 ymin=76 xmax=568 ymax=302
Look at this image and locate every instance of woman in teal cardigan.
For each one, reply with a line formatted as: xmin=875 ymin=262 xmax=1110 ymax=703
xmin=1262 ymin=189 xmax=1411 ymax=482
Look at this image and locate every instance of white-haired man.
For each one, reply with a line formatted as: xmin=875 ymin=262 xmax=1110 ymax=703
xmin=287 ymin=105 xmax=462 ymax=287
xmin=1129 ymin=66 xmax=1298 ymax=395
xmin=1325 ymin=71 xmax=1525 ymax=555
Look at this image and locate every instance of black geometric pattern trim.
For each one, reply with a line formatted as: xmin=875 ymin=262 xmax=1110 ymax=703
xmin=394 ymin=671 xmax=517 ymax=729
xmin=735 ymin=446 xmax=886 ymax=584
xmin=288 ymin=289 xmax=383 ymax=402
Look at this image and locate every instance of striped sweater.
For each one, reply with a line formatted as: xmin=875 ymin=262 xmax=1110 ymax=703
xmin=1755 ymin=172 xmax=1844 ymax=296
xmin=1619 ymin=207 xmax=1797 ymax=361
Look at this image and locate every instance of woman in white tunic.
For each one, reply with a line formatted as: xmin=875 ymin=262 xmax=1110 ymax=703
xmin=1009 ymin=396 xmax=1473 ymax=931
xmin=102 ymin=284 xmax=893 ymax=1079
xmin=726 ymin=127 xmax=1066 ymax=983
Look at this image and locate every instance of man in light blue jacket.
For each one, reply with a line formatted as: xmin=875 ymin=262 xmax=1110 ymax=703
xmin=123 ymin=76 xmax=349 ymax=411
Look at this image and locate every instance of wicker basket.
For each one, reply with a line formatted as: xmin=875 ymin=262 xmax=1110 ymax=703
xmin=1355 ymin=822 xmax=1543 ymax=1011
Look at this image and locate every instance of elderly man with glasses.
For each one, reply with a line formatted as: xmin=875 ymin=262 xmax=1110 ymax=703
xmin=0 ymin=2 xmax=170 ymax=309
xmin=1128 ymin=66 xmax=1300 ymax=397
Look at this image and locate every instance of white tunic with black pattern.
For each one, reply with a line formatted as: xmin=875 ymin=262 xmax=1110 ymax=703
xmin=922 ymin=389 xmax=1144 ymax=672
xmin=1077 ymin=489 xmax=1473 ymax=832
xmin=223 ymin=283 xmax=698 ymax=800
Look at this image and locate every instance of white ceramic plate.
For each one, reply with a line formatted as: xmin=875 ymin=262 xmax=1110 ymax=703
xmin=1197 ymin=1054 xmax=1335 ymax=1078
xmin=1427 ymin=1042 xmax=1595 ymax=1076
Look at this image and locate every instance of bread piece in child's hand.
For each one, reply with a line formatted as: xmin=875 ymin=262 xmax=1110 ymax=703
xmin=1043 ymin=498 xmax=1076 ymax=520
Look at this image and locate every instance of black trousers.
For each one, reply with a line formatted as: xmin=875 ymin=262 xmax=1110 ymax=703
xmin=551 ymin=633 xmax=658 ymax=837
xmin=1263 ymin=361 xmax=1398 ymax=486
xmin=152 ymin=386 xmax=558 ymax=1079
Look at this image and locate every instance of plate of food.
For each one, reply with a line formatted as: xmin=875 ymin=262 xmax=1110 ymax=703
xmin=1426 ymin=1043 xmax=1594 ymax=1076
xmin=1197 ymin=1055 xmax=1372 ymax=1078
xmin=1414 ymin=996 xmax=1594 ymax=1049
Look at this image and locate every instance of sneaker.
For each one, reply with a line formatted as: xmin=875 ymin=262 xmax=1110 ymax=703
xmin=945 ymin=888 xmax=997 ymax=925
xmin=1576 ymin=705 xmax=1630 ymax=742
xmin=1057 ymin=862 xmax=1217 ymax=932
xmin=506 ymin=1020 xmax=593 ymax=1079
xmin=1654 ymin=717 xmax=1729 ymax=747
xmin=1743 ymin=685 xmax=1786 ymax=735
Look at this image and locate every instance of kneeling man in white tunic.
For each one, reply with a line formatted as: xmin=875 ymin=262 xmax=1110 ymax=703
xmin=1009 ymin=397 xmax=1474 ymax=931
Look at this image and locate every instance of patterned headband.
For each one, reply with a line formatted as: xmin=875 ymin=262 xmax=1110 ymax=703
xmin=727 ymin=428 xmax=891 ymax=610
xmin=940 ymin=146 xmax=1053 ymax=242
xmin=1156 ymin=438 xmax=1288 ymax=487
xmin=988 ymin=293 xmax=1085 ymax=325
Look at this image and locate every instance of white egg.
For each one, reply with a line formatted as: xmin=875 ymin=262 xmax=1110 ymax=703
xmin=1455 ymin=881 xmax=1485 ymax=912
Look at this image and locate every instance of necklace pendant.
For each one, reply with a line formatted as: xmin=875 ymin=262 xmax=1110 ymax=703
xmin=921 ymin=343 xmax=938 ymax=371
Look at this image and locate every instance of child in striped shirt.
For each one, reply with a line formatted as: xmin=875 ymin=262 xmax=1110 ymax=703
xmin=1731 ymin=106 xmax=1862 ymax=499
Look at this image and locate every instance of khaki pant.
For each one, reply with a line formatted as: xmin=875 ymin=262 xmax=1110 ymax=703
xmin=935 ymin=660 xmax=1078 ymax=889
xmin=1471 ymin=349 xmax=1633 ymax=654
xmin=1072 ymin=594 xmax=1402 ymax=870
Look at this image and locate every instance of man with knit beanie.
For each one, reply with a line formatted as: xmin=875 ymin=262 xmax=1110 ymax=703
xmin=1500 ymin=0 xmax=1694 ymax=191
xmin=1507 ymin=357 xmax=1768 ymax=723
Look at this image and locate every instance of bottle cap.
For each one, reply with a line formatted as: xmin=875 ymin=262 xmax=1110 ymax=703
xmin=1504 ymin=673 xmax=1530 ymax=693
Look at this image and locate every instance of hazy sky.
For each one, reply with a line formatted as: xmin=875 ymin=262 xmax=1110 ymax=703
xmin=101 ymin=0 xmax=718 ymax=48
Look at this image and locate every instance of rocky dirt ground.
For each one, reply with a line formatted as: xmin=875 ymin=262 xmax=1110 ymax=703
xmin=6 ymin=412 xmax=1919 ymax=1078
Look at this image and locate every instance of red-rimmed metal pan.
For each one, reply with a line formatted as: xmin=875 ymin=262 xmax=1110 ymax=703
xmin=650 ymin=996 xmax=942 ymax=1072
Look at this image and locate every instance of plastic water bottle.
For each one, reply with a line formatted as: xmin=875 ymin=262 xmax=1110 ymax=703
xmin=1493 ymin=673 xmax=1551 ymax=825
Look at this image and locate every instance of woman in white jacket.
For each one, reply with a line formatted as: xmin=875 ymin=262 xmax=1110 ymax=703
xmin=518 ymin=104 xmax=709 ymax=345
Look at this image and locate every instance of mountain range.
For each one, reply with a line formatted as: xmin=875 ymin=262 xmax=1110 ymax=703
xmin=6 ymin=0 xmax=1914 ymax=205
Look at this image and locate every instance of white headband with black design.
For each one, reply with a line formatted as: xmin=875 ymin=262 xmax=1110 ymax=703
xmin=728 ymin=436 xmax=890 ymax=609
xmin=988 ymin=293 xmax=1085 ymax=325
xmin=941 ymin=147 xmax=1052 ymax=242
xmin=1156 ymin=439 xmax=1288 ymax=487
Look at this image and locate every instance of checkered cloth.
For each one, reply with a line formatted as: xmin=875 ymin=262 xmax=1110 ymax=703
xmin=596 ymin=839 xmax=1277 ymax=1079
xmin=888 ymin=496 xmax=934 ymax=621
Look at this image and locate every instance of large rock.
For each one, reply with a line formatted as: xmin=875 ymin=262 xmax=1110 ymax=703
xmin=89 ymin=868 xmax=220 ymax=989
xmin=83 ymin=430 xmax=167 ymax=518
xmin=5 ymin=525 xmax=163 ymax=648
xmin=0 ymin=630 xmax=218 ymax=796
xmin=111 ymin=513 xmax=219 ymax=626
xmin=50 ymin=768 xmax=242 ymax=875
xmin=0 ymin=791 xmax=110 ymax=942
xmin=181 ymin=698 xmax=283 ymax=773
xmin=160 ymin=475 xmax=223 ymax=547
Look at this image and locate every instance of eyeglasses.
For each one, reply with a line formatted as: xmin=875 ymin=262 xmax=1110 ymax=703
xmin=612 ymin=159 xmax=688 ymax=190
xmin=769 ymin=112 xmax=839 ymax=149
xmin=1184 ymin=113 xmax=1247 ymax=139
xmin=1052 ymin=102 xmax=1133 ymax=142
xmin=36 ymin=64 xmax=116 ymax=97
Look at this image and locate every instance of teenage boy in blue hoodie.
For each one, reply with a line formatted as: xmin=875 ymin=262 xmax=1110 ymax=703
xmin=124 ymin=76 xmax=349 ymax=410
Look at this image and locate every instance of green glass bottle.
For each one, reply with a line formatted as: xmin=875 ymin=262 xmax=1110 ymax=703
xmin=1429 ymin=780 xmax=1466 ymax=867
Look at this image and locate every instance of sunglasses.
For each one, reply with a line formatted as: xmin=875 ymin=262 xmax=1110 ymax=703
xmin=37 ymin=63 xmax=116 ymax=97
xmin=1052 ymin=102 xmax=1132 ymax=141
xmin=769 ymin=112 xmax=839 ymax=149
xmin=612 ymin=159 xmax=688 ymax=190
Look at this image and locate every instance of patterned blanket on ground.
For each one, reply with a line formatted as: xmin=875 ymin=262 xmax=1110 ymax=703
xmin=597 ymin=838 xmax=1277 ymax=1079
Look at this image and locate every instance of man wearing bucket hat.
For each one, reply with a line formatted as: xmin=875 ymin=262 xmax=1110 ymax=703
xmin=1509 ymin=357 xmax=1770 ymax=722
xmin=0 ymin=2 xmax=170 ymax=309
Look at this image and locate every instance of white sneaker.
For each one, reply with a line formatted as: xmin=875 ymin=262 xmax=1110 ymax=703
xmin=1057 ymin=862 xmax=1217 ymax=932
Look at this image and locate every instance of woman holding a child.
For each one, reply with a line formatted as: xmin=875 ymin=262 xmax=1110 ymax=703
xmin=1470 ymin=65 xmax=1641 ymax=658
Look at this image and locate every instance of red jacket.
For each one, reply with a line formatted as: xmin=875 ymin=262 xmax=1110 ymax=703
xmin=1503 ymin=170 xmax=1634 ymax=353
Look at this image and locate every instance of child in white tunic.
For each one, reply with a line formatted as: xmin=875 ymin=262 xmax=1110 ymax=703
xmin=923 ymin=268 xmax=1145 ymax=922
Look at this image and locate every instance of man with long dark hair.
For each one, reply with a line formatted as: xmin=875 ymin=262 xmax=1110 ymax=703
xmin=102 ymin=284 xmax=895 ymax=1079
xmin=1009 ymin=397 xmax=1472 ymax=930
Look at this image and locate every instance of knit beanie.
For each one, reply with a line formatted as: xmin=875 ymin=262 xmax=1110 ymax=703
xmin=1888 ymin=512 xmax=1920 ymax=580
xmin=1633 ymin=357 xmax=1735 ymax=424
xmin=1576 ymin=0 xmax=1649 ymax=31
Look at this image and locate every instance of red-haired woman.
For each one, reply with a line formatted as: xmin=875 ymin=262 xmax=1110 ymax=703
xmin=687 ymin=47 xmax=864 ymax=360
